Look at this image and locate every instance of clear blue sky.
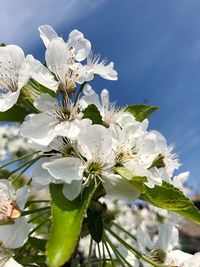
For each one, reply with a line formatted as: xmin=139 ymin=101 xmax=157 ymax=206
xmin=1 ymin=0 xmax=200 ymax=191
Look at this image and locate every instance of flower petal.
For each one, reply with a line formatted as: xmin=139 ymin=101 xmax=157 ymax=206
xmin=5 ymin=258 xmax=22 ymax=267
xmin=16 ymin=186 xmax=29 ymax=210
xmin=20 ymin=113 xmax=58 ymax=146
xmin=20 ymin=55 xmax=59 ymax=92
xmin=102 ymin=173 xmax=140 ymax=202
xmin=68 ymin=30 xmax=91 ymax=61
xmin=0 ymin=90 xmax=20 ymax=112
xmin=0 ymin=217 xmax=31 ymax=248
xmin=38 ymin=25 xmax=58 ymax=47
xmin=42 ymin=157 xmax=84 ymax=183
xmin=62 ymin=179 xmax=82 ymax=201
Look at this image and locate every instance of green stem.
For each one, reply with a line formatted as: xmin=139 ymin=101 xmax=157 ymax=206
xmin=86 ymin=237 xmax=93 ymax=267
xmin=97 ymin=243 xmax=102 ymax=267
xmin=22 ymin=206 xmax=50 ymax=216
xmin=105 ymin=225 xmax=165 ymax=267
xmin=104 ymin=232 xmax=130 ymax=267
xmin=29 ymin=220 xmax=49 ymax=236
xmin=12 ymin=157 xmax=40 ymax=184
xmin=28 ymin=209 xmax=50 ymax=223
xmin=0 ymin=151 xmax=40 ymax=169
xmin=103 ymin=238 xmax=116 ymax=267
xmin=112 ymin=221 xmax=137 ymax=241
xmin=5 ymin=156 xmax=42 ymax=179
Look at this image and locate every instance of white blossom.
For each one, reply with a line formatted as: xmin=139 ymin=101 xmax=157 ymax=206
xmin=0 ymin=180 xmax=30 ymax=249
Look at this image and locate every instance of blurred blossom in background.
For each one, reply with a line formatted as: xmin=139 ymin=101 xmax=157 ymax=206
xmin=0 ymin=0 xmax=200 ymax=191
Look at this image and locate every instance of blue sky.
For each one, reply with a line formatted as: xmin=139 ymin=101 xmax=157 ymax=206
xmin=1 ymin=0 xmax=200 ymax=191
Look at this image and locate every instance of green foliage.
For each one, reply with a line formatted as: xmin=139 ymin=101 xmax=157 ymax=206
xmin=83 ymin=104 xmax=103 ymax=125
xmin=115 ymin=167 xmax=200 ymax=225
xmin=28 ymin=79 xmax=56 ymax=98
xmin=148 ymin=154 xmax=165 ymax=169
xmin=87 ymin=209 xmax=103 ymax=243
xmin=47 ymin=184 xmax=96 ymax=267
xmin=28 ymin=237 xmax=47 ymax=252
xmin=0 ymin=105 xmax=29 ymax=122
xmin=125 ymin=104 xmax=159 ymax=122
xmin=140 ymin=181 xmax=200 ymax=225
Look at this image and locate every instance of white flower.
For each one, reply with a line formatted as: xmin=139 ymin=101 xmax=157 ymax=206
xmin=0 ymin=180 xmax=30 ymax=249
xmin=20 ymin=93 xmax=91 ymax=146
xmin=166 ymin=250 xmax=200 ymax=267
xmin=37 ymin=25 xmax=117 ymax=95
xmin=0 ymin=45 xmax=27 ymax=111
xmin=0 ymin=45 xmax=58 ymax=112
xmin=42 ymin=125 xmax=140 ymax=201
xmin=79 ymin=85 xmax=123 ymax=125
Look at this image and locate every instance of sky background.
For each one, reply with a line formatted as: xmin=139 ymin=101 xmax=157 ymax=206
xmin=0 ymin=0 xmax=200 ymax=192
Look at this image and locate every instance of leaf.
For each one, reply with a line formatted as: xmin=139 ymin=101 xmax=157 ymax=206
xmin=0 ymin=105 xmax=29 ymax=122
xmin=18 ymin=255 xmax=46 ymax=265
xmin=125 ymin=104 xmax=159 ymax=122
xmin=87 ymin=209 xmax=103 ymax=243
xmin=115 ymin=167 xmax=147 ymax=193
xmin=47 ymin=184 xmax=95 ymax=267
xmin=83 ymin=104 xmax=103 ymax=125
xmin=115 ymin=167 xmax=200 ymax=225
xmin=140 ymin=181 xmax=200 ymax=225
xmin=148 ymin=154 xmax=165 ymax=169
xmin=28 ymin=237 xmax=47 ymax=252
xmin=28 ymin=79 xmax=56 ymax=97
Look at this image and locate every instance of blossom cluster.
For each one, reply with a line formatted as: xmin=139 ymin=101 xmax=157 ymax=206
xmin=0 ymin=25 xmax=199 ymax=267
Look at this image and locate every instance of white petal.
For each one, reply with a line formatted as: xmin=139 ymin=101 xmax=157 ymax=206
xmin=88 ymin=61 xmax=118 ymax=80
xmin=5 ymin=258 xmax=22 ymax=267
xmin=34 ymin=93 xmax=58 ymax=112
xmin=16 ymin=186 xmax=29 ymax=210
xmin=45 ymin=38 xmax=70 ymax=84
xmin=68 ymin=30 xmax=91 ymax=61
xmin=78 ymin=124 xmax=112 ymax=162
xmin=182 ymin=252 xmax=200 ymax=267
xmin=0 ymin=217 xmax=31 ymax=248
xmin=0 ymin=90 xmax=20 ymax=111
xmin=102 ymin=173 xmax=140 ymax=202
xmin=20 ymin=113 xmax=58 ymax=146
xmin=42 ymin=157 xmax=84 ymax=183
xmin=21 ymin=55 xmax=59 ymax=91
xmin=62 ymin=180 xmax=82 ymax=201
xmin=79 ymin=89 xmax=101 ymax=110
xmin=154 ymin=223 xmax=177 ymax=252
xmin=166 ymin=250 xmax=193 ymax=266
xmin=0 ymin=45 xmax=25 ymax=71
xmin=32 ymin=157 xmax=56 ymax=186
xmin=38 ymin=25 xmax=58 ymax=47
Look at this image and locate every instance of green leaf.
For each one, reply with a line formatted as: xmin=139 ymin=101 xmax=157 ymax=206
xmin=18 ymin=255 xmax=46 ymax=265
xmin=125 ymin=104 xmax=159 ymax=122
xmin=47 ymin=184 xmax=95 ymax=267
xmin=28 ymin=79 xmax=56 ymax=97
xmin=115 ymin=167 xmax=147 ymax=193
xmin=140 ymin=181 xmax=200 ymax=225
xmin=87 ymin=209 xmax=103 ymax=243
xmin=83 ymin=104 xmax=103 ymax=125
xmin=28 ymin=237 xmax=47 ymax=252
xmin=148 ymin=154 xmax=165 ymax=169
xmin=0 ymin=105 xmax=29 ymax=122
